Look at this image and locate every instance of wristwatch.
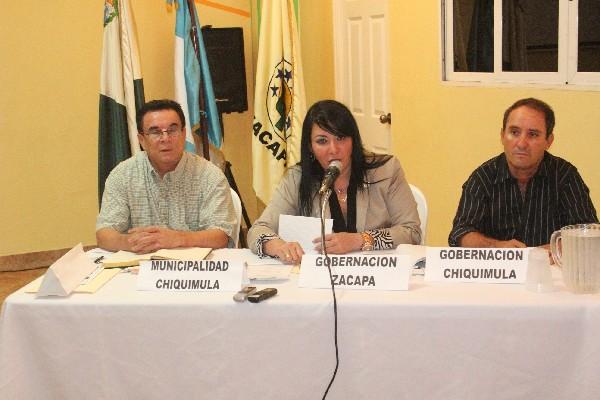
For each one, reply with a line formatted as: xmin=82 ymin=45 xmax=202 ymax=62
xmin=360 ymin=232 xmax=374 ymax=251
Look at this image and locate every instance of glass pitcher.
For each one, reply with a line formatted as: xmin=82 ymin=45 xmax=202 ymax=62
xmin=550 ymin=223 xmax=600 ymax=294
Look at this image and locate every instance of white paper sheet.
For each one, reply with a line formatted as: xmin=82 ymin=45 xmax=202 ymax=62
xmin=278 ymin=214 xmax=333 ymax=254
xmin=247 ymin=265 xmax=293 ymax=281
xmin=37 ymin=243 xmax=98 ymax=297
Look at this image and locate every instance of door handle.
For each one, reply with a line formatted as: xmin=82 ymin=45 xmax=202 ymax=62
xmin=379 ymin=113 xmax=391 ymax=124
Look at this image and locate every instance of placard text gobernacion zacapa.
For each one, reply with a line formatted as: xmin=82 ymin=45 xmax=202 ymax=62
xmin=299 ymin=254 xmax=410 ymax=290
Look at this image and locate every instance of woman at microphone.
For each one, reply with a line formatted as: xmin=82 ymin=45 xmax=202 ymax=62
xmin=248 ymin=100 xmax=421 ymax=263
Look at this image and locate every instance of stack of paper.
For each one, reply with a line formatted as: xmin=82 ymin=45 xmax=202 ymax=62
xmin=210 ymin=248 xmax=293 ymax=281
xmin=102 ymin=247 xmax=212 ymax=268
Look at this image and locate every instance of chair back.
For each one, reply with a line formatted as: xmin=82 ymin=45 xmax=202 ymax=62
xmin=230 ymin=189 xmax=243 ymax=248
xmin=409 ymin=184 xmax=428 ymax=245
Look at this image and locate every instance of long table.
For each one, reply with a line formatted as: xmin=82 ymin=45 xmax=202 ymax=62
xmin=2 ymin=250 xmax=600 ymax=399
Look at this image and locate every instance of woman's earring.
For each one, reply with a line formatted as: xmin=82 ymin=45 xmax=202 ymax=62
xmin=309 ymin=153 xmax=315 ymax=160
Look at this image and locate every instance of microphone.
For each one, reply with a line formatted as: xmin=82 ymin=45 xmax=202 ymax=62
xmin=318 ymin=160 xmax=342 ymax=195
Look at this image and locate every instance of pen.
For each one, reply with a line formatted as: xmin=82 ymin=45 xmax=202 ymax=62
xmin=94 ymin=256 xmax=105 ymax=264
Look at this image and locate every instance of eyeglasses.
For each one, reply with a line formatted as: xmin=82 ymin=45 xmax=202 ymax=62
xmin=143 ymin=125 xmax=182 ymax=141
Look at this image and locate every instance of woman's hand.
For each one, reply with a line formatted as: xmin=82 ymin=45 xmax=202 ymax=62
xmin=264 ymin=238 xmax=304 ymax=264
xmin=313 ymin=232 xmax=363 ymax=254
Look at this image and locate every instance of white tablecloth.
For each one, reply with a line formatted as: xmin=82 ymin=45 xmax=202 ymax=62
xmin=2 ymin=250 xmax=600 ymax=399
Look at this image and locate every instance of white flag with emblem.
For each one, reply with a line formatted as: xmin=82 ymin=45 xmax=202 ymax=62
xmin=251 ymin=0 xmax=306 ymax=203
xmin=98 ymin=0 xmax=144 ymax=203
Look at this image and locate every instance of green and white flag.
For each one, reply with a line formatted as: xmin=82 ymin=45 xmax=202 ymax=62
xmin=98 ymin=0 xmax=144 ymax=204
xmin=252 ymin=0 xmax=306 ymax=203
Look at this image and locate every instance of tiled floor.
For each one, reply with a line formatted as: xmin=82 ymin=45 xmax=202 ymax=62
xmin=0 ymin=268 xmax=47 ymax=306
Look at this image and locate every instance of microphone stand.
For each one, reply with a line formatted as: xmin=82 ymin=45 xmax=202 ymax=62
xmin=320 ymin=189 xmax=332 ymax=255
xmin=320 ymin=189 xmax=339 ymax=399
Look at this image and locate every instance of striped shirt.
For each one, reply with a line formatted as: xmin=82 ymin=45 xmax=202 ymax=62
xmin=449 ymin=152 xmax=598 ymax=247
xmin=96 ymin=151 xmax=236 ymax=245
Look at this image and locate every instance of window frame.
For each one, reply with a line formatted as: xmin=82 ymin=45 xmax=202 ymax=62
xmin=442 ymin=0 xmax=600 ymax=87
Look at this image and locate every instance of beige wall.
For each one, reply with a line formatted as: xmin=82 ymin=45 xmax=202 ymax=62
xmin=3 ymin=1 xmax=596 ymax=256
xmin=0 ymin=0 xmax=334 ymax=256
xmin=1 ymin=3 xmax=101 ymax=256
xmin=0 ymin=1 xmax=255 ymax=256
xmin=299 ymin=1 xmax=335 ymax=106
xmin=389 ymin=2 xmax=599 ymax=246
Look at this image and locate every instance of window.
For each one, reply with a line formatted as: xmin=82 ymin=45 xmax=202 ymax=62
xmin=443 ymin=0 xmax=600 ymax=86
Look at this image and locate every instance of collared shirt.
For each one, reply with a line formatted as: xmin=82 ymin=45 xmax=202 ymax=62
xmin=449 ymin=152 xmax=598 ymax=247
xmin=96 ymin=151 xmax=236 ymax=245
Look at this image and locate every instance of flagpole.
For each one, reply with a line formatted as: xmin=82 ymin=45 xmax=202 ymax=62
xmin=186 ymin=0 xmax=210 ymax=160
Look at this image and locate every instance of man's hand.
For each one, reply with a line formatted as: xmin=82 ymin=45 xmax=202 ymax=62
xmin=313 ymin=232 xmax=363 ymax=254
xmin=264 ymin=238 xmax=304 ymax=264
xmin=97 ymin=226 xmax=229 ymax=253
xmin=460 ymin=232 xmax=526 ymax=248
xmin=494 ymin=239 xmax=527 ymax=248
xmin=127 ymin=226 xmax=182 ymax=254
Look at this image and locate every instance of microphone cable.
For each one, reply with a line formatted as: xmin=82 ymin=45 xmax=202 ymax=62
xmin=319 ymin=190 xmax=339 ymax=400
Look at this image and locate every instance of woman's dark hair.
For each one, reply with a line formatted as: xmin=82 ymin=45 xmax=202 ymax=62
xmin=298 ymin=100 xmax=391 ymax=215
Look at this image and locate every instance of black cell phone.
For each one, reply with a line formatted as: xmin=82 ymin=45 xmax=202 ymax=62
xmin=233 ymin=286 xmax=257 ymax=302
xmin=247 ymin=288 xmax=278 ymax=303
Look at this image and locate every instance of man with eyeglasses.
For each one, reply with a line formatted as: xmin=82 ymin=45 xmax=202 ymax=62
xmin=96 ymin=99 xmax=236 ymax=253
xmin=449 ymin=98 xmax=597 ymax=249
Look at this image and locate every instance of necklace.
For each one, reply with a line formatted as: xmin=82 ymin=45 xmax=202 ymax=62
xmin=335 ymin=187 xmax=348 ymax=203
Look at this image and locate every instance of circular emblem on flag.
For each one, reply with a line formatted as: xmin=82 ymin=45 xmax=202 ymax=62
xmin=104 ymin=0 xmax=119 ymax=27
xmin=266 ymin=59 xmax=294 ymax=141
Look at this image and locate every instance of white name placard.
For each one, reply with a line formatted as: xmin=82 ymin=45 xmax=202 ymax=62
xmin=424 ymin=247 xmax=529 ymax=284
xmin=137 ymin=260 xmax=243 ymax=291
xmin=298 ymin=254 xmax=411 ymax=290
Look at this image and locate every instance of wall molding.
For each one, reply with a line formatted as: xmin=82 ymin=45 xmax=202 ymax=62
xmin=0 ymin=246 xmax=96 ymax=272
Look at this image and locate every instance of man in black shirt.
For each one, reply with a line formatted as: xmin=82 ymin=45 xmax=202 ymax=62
xmin=449 ymin=98 xmax=598 ymax=248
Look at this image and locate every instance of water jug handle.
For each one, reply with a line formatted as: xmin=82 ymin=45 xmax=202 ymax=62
xmin=549 ymin=230 xmax=562 ymax=267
